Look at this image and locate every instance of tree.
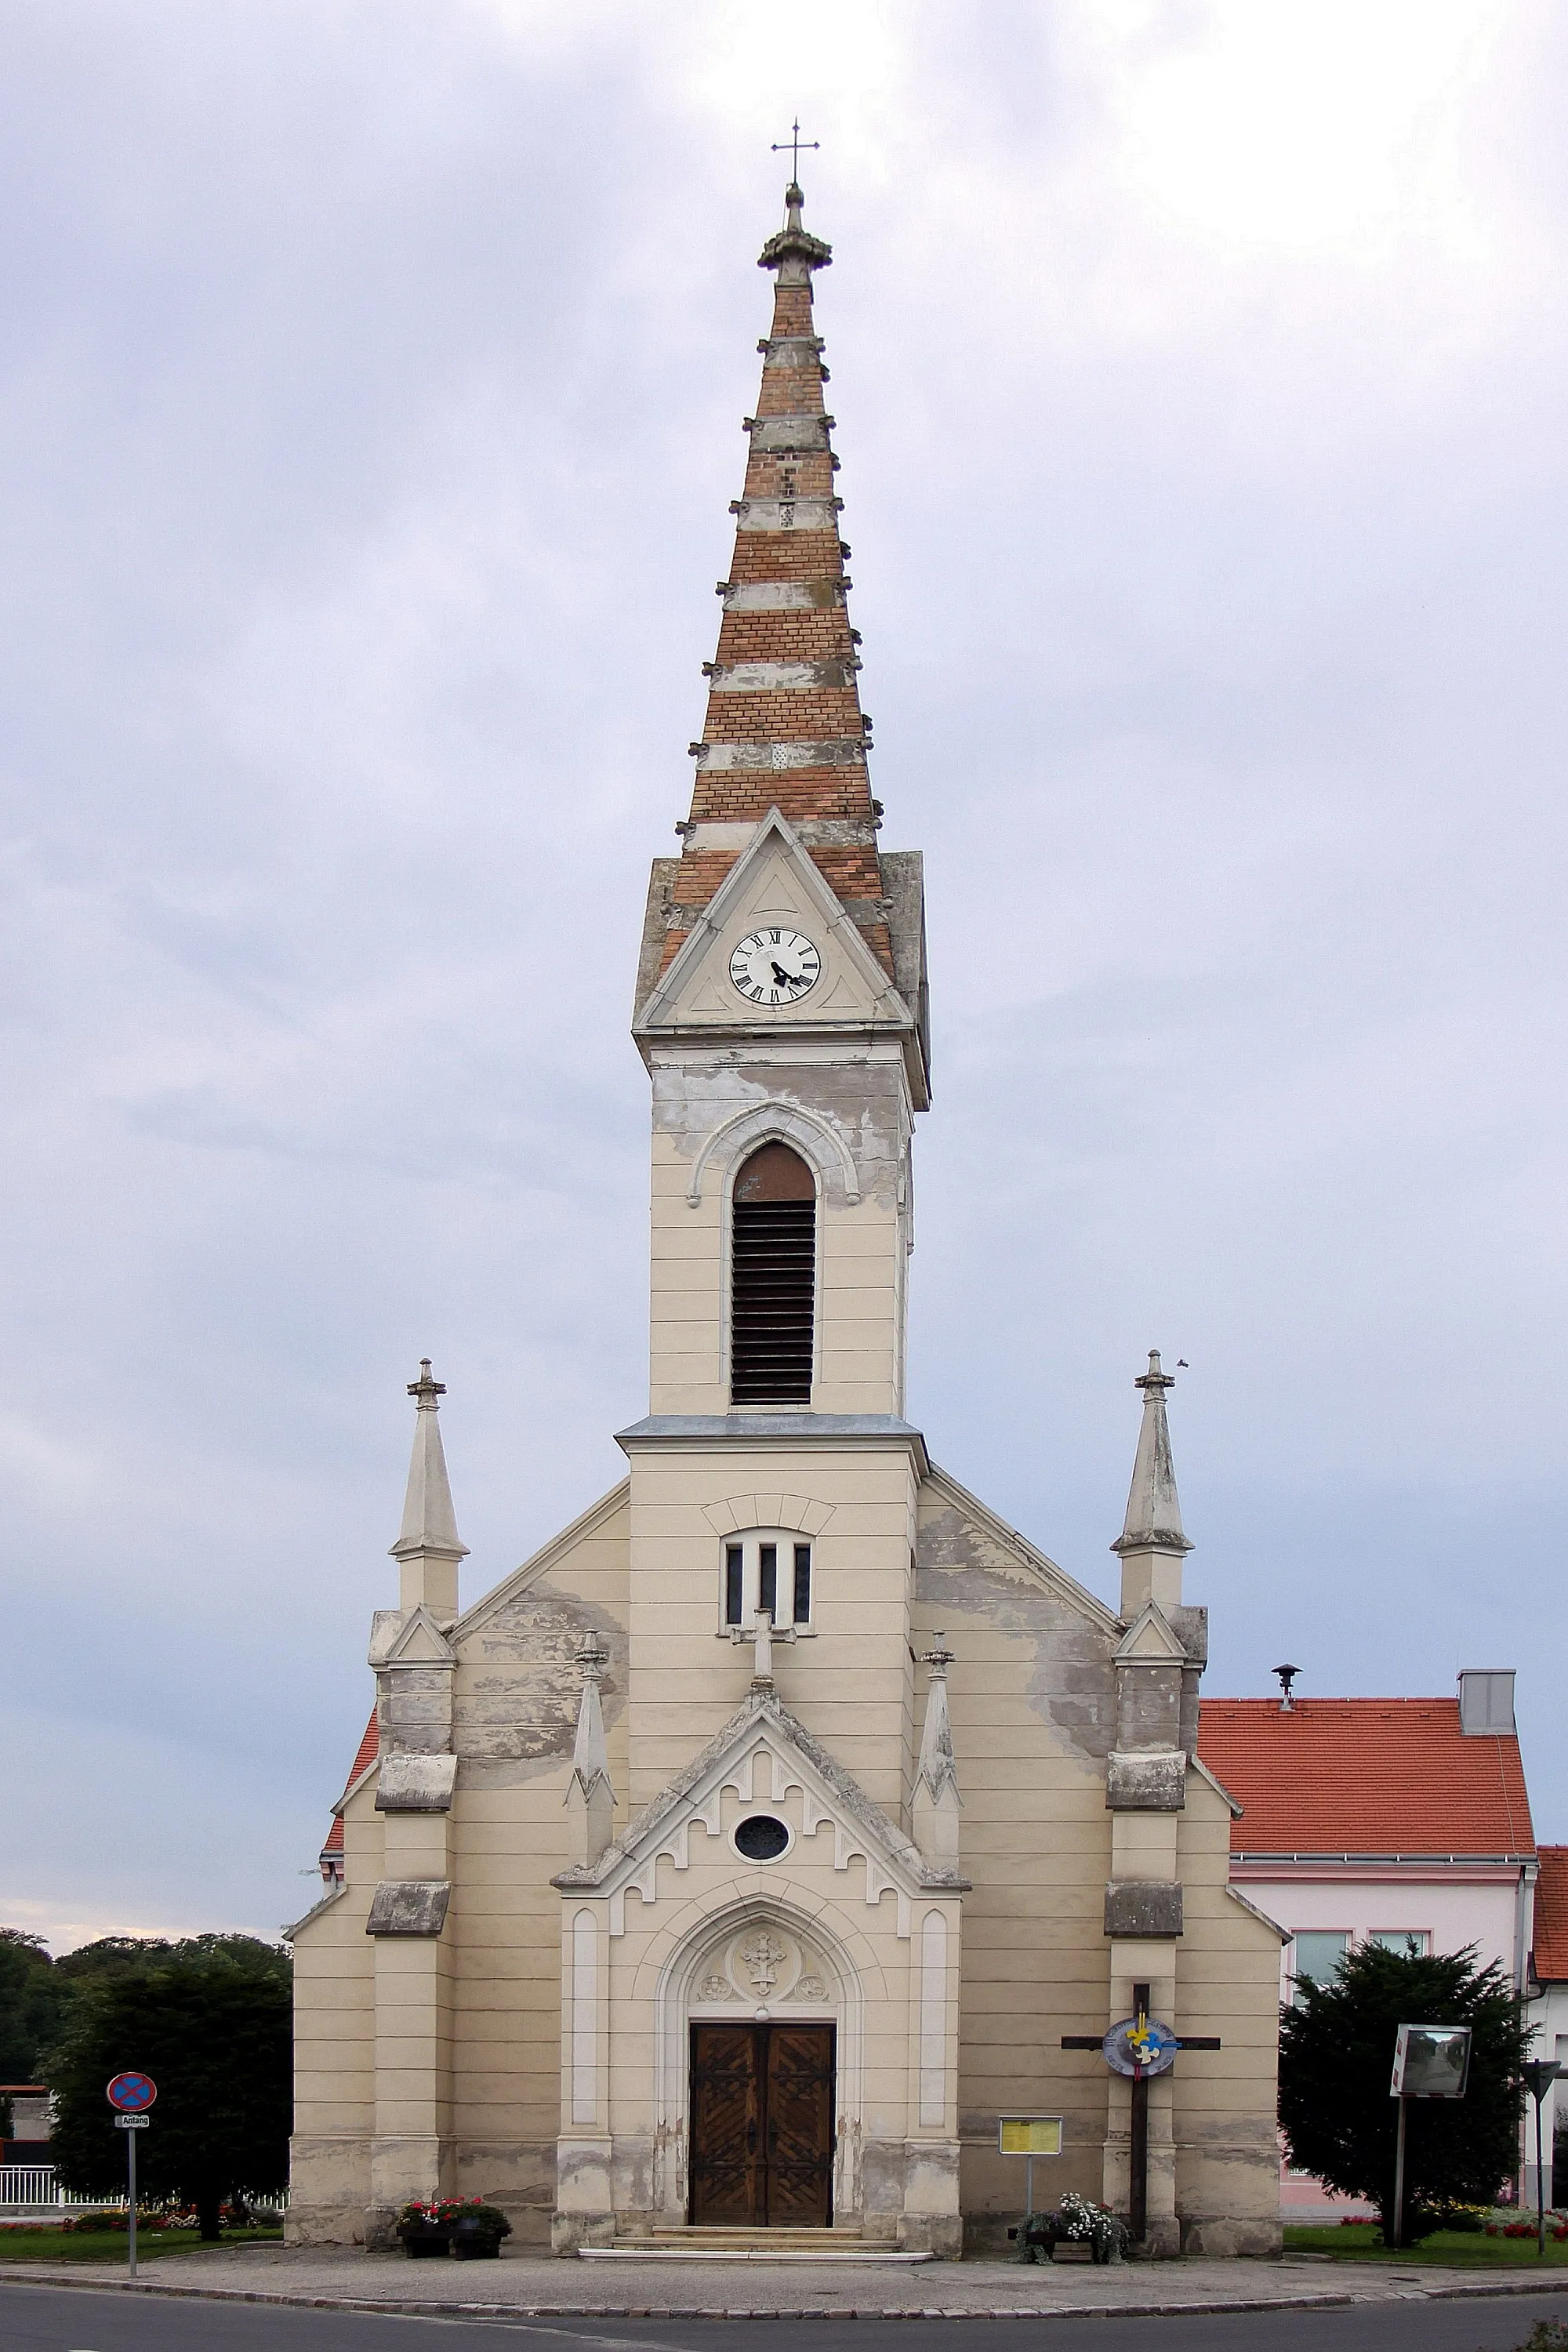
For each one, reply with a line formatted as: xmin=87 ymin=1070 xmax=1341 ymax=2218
xmin=54 ymin=1937 xmax=176 ymax=1984
xmin=0 ymin=1929 xmax=194 ymax=2099
xmin=0 ymin=1929 xmax=72 ymax=2088
xmin=1279 ymin=1941 xmax=1527 ymax=2241
xmin=44 ymin=1935 xmax=292 ymax=2239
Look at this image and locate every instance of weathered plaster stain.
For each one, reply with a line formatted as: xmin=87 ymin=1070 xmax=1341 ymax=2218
xmin=454 ymin=1582 xmax=626 ymax=1784
xmin=653 ymin=1059 xmax=902 ymax=1207
xmin=917 ymin=1504 xmax=1117 ymax=1766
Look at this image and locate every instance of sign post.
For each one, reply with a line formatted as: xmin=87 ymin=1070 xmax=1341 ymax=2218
xmin=106 ymin=2073 xmax=157 ymax=2278
xmin=1064 ymin=1986 xmax=1221 ymax=2244
xmin=1388 ymin=2024 xmax=1470 ymax=2249
xmin=1522 ymin=2060 xmax=1562 ymax=2259
xmin=998 ymin=2116 xmax=1063 ymax=2225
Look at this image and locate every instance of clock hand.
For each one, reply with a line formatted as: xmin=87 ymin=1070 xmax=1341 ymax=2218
xmin=770 ymin=961 xmax=796 ymax=985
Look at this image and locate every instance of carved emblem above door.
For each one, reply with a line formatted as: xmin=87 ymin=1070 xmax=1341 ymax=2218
xmin=688 ymin=1926 xmax=831 ymax=2009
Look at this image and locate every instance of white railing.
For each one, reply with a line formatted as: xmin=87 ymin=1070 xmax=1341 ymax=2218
xmin=0 ymin=2166 xmax=100 ymax=2209
xmin=0 ymin=2167 xmax=285 ymax=2215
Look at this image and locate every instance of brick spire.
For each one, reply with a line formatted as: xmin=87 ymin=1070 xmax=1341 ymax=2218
xmin=660 ymin=179 xmax=891 ymax=979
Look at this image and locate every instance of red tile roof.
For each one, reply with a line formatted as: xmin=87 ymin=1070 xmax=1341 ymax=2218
xmin=320 ymin=1708 xmax=379 ymax=1860
xmin=1534 ymin=1846 xmax=1568 ymax=1980
xmin=1197 ymin=1698 xmax=1535 ymax=1860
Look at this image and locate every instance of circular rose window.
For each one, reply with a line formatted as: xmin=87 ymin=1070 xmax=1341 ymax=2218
xmin=733 ymin=1814 xmax=790 ymax=1862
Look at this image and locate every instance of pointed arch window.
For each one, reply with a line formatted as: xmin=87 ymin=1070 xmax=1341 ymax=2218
xmin=730 ymin=1142 xmax=815 ymax=1404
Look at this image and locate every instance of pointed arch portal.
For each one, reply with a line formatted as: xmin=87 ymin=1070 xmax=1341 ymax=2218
xmin=651 ymin=1893 xmax=867 ymax=2226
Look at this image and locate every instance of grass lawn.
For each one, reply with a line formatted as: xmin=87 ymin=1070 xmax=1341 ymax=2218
xmin=0 ymin=2227 xmax=282 ymax=2263
xmin=1284 ymin=2223 xmax=1568 ymax=2266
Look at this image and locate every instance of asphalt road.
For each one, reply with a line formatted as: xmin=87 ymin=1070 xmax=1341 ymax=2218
xmin=5 ymin=2283 xmax=1568 ymax=2352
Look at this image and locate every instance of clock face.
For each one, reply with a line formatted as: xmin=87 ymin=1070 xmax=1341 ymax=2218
xmin=729 ymin=927 xmax=822 ymax=1006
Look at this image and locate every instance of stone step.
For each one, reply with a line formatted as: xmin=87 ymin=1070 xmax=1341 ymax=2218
xmin=655 ymin=2227 xmax=859 ymax=2243
xmin=582 ymin=2248 xmax=935 ymax=2263
xmin=582 ymin=2228 xmax=933 ymax=2264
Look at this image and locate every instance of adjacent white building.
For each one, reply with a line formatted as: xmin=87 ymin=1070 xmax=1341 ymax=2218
xmin=1199 ymin=1671 xmax=1538 ymax=2218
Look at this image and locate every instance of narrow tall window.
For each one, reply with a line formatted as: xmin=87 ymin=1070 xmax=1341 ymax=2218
xmin=724 ymin=1544 xmax=744 ymax=1627
xmin=730 ymin=1142 xmax=815 ymax=1403
xmin=793 ymin=1543 xmax=812 ymax=1624
xmin=758 ymin=1543 xmax=778 ymax=1618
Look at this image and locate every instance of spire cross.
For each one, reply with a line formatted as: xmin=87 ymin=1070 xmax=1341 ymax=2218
xmin=771 ymin=118 xmax=819 ymax=183
xmin=408 ymin=1358 xmax=445 ymax=1406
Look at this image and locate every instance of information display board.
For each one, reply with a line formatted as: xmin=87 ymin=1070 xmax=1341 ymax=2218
xmin=998 ymin=2117 xmax=1063 ymax=2155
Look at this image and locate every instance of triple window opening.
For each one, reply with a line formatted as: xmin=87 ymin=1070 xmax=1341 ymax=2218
xmin=724 ymin=1534 xmax=812 ymax=1632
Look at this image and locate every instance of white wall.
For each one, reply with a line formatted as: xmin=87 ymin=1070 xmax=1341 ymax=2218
xmin=1236 ymin=1870 xmax=1523 ymax=2007
xmin=1238 ymin=1867 xmax=1526 ymax=2220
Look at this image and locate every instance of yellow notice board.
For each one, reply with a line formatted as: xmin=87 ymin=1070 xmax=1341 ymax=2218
xmin=998 ymin=2118 xmax=1062 ymax=2155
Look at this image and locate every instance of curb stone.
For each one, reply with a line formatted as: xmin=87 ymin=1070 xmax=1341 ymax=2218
xmin=2 ymin=2267 xmax=1567 ymax=2323
xmin=0 ymin=2275 xmax=1362 ymax=2321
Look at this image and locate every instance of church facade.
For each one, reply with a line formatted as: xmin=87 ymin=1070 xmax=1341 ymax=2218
xmin=287 ymin=183 xmax=1284 ymax=2259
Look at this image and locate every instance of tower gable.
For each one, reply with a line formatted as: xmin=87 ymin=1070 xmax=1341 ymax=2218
xmin=368 ymin=1604 xmax=456 ymax=1668
xmin=637 ymin=807 xmax=916 ymax=1052
xmin=1115 ymin=1600 xmax=1190 ymax=1664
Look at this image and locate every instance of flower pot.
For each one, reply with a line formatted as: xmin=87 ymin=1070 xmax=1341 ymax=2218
xmin=397 ymin=2226 xmax=452 ymax=2258
xmin=452 ymin=2226 xmax=503 ymax=2259
xmin=451 ymin=2215 xmax=507 ymax=2259
xmin=1014 ymin=2216 xmax=1062 ymax=2263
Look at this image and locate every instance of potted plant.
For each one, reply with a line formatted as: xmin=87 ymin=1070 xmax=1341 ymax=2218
xmin=447 ymin=2199 xmax=513 ymax=2260
xmin=1056 ymin=2190 xmax=1131 ymax=2266
xmin=395 ymin=2200 xmax=453 ymax=2258
xmin=1012 ymin=2208 xmax=1063 ymax=2262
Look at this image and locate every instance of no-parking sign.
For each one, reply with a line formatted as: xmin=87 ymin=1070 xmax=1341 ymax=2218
xmin=106 ymin=2071 xmax=157 ymax=2112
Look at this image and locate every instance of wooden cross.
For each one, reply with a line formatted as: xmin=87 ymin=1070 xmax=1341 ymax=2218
xmin=1062 ymin=1985 xmax=1221 ymax=2243
xmin=771 ymin=118 xmax=820 ymax=183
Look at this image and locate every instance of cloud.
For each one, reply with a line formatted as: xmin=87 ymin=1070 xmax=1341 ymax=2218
xmin=2 ymin=0 xmax=1565 ymax=1948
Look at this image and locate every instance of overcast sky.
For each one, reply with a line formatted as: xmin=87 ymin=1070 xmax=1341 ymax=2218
xmin=4 ymin=0 xmax=1566 ymax=1951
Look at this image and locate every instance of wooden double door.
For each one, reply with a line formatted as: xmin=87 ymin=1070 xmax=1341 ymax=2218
xmin=689 ymin=2023 xmax=835 ymax=2227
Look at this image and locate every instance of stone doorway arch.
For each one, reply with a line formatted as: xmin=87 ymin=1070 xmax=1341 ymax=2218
xmin=650 ymin=1894 xmax=868 ymax=2224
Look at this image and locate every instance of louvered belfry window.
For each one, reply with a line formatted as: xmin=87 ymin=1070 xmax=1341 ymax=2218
xmin=730 ymin=1142 xmax=815 ymax=1404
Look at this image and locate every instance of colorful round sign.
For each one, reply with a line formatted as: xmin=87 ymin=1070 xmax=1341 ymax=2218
xmin=106 ymin=2071 xmax=157 ymax=2111
xmin=1102 ymin=2016 xmax=1178 ymax=2079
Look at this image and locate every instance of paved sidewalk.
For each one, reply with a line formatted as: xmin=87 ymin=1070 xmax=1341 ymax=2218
xmin=3 ymin=2244 xmax=1568 ymax=2322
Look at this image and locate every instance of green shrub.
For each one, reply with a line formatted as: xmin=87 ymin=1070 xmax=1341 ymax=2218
xmin=1439 ymin=2205 xmax=1486 ymax=2233
xmin=1279 ymin=1942 xmax=1528 ymax=2243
